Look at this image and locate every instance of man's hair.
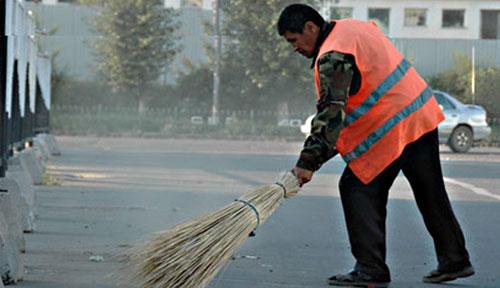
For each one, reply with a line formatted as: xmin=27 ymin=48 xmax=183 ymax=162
xmin=277 ymin=4 xmax=325 ymax=36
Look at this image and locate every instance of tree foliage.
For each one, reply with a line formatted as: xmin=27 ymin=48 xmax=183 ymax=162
xmin=84 ymin=0 xmax=179 ymax=111
xmin=428 ymin=53 xmax=500 ymax=118
xmin=220 ymin=0 xmax=318 ymax=111
xmin=198 ymin=0 xmax=318 ymax=112
xmin=427 ymin=54 xmax=472 ymax=103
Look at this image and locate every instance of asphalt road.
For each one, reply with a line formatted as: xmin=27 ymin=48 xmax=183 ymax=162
xmin=16 ymin=136 xmax=500 ymax=288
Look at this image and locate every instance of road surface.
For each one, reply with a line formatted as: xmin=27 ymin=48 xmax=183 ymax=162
xmin=16 ymin=136 xmax=500 ymax=288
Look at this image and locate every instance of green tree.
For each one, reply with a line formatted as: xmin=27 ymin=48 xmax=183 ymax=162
xmin=475 ymin=66 xmax=500 ymax=118
xmin=216 ymin=0 xmax=317 ymax=112
xmin=428 ymin=53 xmax=500 ymax=118
xmin=428 ymin=53 xmax=472 ymax=103
xmin=82 ymin=0 xmax=179 ymax=112
xmin=158 ymin=1 xmax=319 ymax=115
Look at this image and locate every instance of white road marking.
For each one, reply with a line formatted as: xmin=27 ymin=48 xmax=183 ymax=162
xmin=444 ymin=177 xmax=500 ymax=201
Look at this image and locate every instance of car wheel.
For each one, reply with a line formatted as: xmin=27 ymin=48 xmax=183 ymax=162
xmin=449 ymin=126 xmax=473 ymax=153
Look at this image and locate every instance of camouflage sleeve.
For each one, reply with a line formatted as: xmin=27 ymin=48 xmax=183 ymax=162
xmin=295 ymin=52 xmax=354 ymax=171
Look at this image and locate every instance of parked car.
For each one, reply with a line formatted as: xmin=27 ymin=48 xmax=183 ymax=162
xmin=299 ymin=90 xmax=491 ymax=153
xmin=433 ymin=90 xmax=491 ymax=152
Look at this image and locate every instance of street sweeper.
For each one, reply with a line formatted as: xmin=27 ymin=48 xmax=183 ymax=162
xmin=277 ymin=3 xmax=474 ymax=288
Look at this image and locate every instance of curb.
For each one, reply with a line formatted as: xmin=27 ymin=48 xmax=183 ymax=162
xmin=6 ymin=156 xmax=37 ymax=233
xmin=0 ymin=179 xmax=25 ymax=284
xmin=0 ymin=133 xmax=58 ymax=285
xmin=18 ymin=149 xmax=44 ymax=186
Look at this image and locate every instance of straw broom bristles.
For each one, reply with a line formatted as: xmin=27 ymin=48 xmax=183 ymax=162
xmin=123 ymin=171 xmax=300 ymax=288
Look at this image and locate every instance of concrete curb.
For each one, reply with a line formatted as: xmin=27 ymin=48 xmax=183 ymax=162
xmin=0 ymin=209 xmax=20 ymax=286
xmin=0 ymin=206 xmax=10 ymax=284
xmin=33 ymin=137 xmax=50 ymax=163
xmin=6 ymin=156 xmax=37 ymax=233
xmin=32 ymin=145 xmax=48 ymax=172
xmin=38 ymin=133 xmax=61 ymax=156
xmin=0 ymin=179 xmax=26 ymax=253
xmin=0 ymin=178 xmax=25 ymax=284
xmin=18 ymin=149 xmax=44 ymax=186
xmin=0 ymin=133 xmax=59 ymax=286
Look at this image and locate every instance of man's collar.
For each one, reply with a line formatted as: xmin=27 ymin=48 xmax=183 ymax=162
xmin=310 ymin=21 xmax=335 ymax=68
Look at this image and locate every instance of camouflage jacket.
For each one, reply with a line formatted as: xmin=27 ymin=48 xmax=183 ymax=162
xmin=295 ymin=24 xmax=361 ymax=171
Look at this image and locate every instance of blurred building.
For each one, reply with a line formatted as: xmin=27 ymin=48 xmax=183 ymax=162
xmin=164 ymin=0 xmax=213 ymax=10
xmin=26 ymin=0 xmax=500 ymax=39
xmin=26 ymin=0 xmax=211 ymax=82
xmin=28 ymin=0 xmax=216 ymax=9
xmin=25 ymin=0 xmax=500 ymax=80
xmin=321 ymin=0 xmax=500 ymax=39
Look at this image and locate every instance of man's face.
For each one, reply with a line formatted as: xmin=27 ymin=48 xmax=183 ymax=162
xmin=283 ymin=21 xmax=319 ymax=58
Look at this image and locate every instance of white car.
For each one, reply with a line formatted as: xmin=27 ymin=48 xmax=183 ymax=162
xmin=299 ymin=90 xmax=491 ymax=153
xmin=433 ymin=90 xmax=491 ymax=153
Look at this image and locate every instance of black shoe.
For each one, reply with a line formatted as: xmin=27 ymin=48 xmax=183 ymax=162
xmin=423 ymin=265 xmax=475 ymax=283
xmin=327 ymin=270 xmax=390 ymax=287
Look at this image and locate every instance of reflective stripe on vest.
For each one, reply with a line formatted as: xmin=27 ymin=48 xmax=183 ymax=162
xmin=343 ymin=87 xmax=433 ymax=163
xmin=345 ymin=58 xmax=412 ymax=126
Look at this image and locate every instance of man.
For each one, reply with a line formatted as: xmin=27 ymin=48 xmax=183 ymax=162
xmin=277 ymin=4 xmax=474 ymax=288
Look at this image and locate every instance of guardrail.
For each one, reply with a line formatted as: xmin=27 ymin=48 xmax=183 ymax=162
xmin=1 ymin=0 xmax=52 ymax=177
xmin=49 ymin=105 xmax=500 ymax=145
xmin=51 ymin=105 xmax=311 ymax=125
xmin=49 ymin=105 xmax=311 ymax=139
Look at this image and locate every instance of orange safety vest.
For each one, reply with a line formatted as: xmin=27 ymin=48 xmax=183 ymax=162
xmin=314 ymin=19 xmax=444 ymax=184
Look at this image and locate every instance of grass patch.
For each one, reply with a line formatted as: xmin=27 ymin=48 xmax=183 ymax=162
xmin=43 ymin=173 xmax=63 ymax=186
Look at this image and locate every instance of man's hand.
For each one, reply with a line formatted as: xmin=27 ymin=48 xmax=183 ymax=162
xmin=292 ymin=167 xmax=314 ymax=187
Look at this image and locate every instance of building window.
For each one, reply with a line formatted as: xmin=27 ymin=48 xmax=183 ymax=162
xmin=331 ymin=7 xmax=353 ymax=19
xmin=481 ymin=10 xmax=500 ymax=39
xmin=404 ymin=8 xmax=427 ymax=27
xmin=182 ymin=0 xmax=202 ymax=8
xmin=368 ymin=8 xmax=390 ymax=35
xmin=442 ymin=9 xmax=465 ymax=28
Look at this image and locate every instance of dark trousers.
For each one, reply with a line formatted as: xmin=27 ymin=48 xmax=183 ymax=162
xmin=338 ymin=129 xmax=471 ymax=281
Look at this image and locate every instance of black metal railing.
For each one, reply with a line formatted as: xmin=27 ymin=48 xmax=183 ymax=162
xmin=1 ymin=0 xmax=8 ymax=177
xmin=1 ymin=64 xmax=51 ymax=176
xmin=1 ymin=0 xmax=51 ymax=177
xmin=34 ymin=79 xmax=50 ymax=134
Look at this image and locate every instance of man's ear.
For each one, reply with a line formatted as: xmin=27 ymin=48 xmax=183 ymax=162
xmin=304 ymin=21 xmax=319 ymax=34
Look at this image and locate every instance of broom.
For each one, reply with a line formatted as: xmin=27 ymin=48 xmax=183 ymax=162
xmin=124 ymin=171 xmax=300 ymax=288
